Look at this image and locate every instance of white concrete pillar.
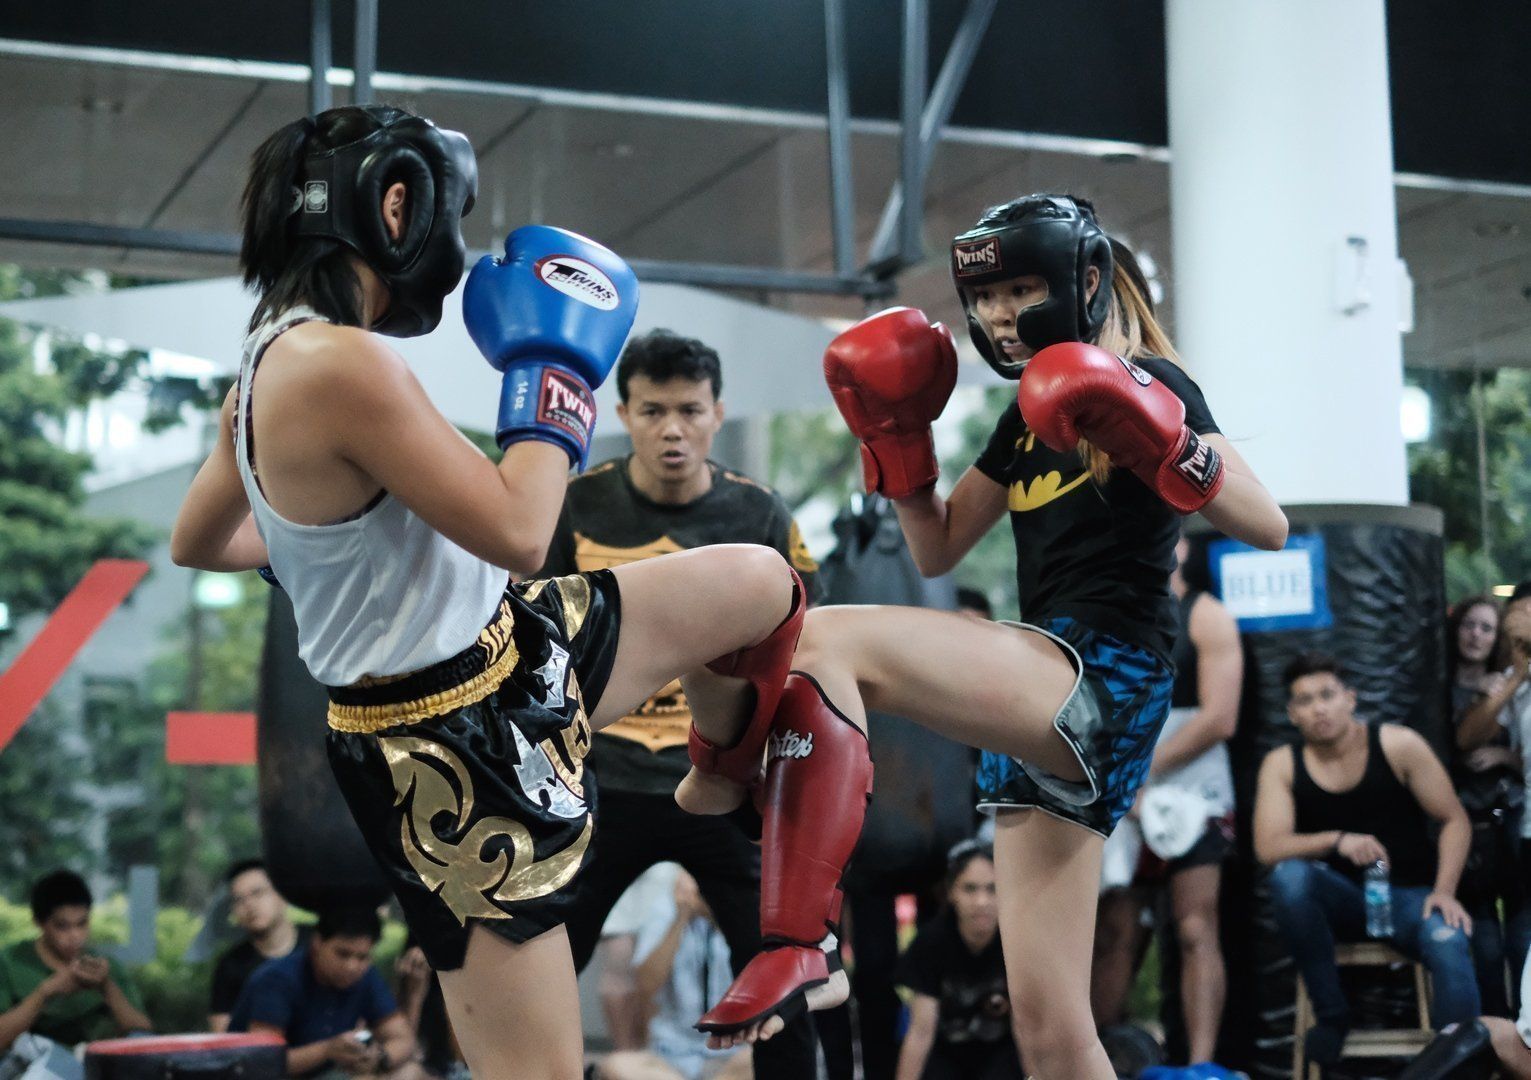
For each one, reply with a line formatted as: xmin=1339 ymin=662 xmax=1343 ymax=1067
xmin=1166 ymin=0 xmax=1408 ymax=505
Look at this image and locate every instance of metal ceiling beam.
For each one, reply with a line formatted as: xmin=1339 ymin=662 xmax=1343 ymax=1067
xmin=0 ymin=218 xmax=892 ymax=298
xmin=5 ymin=37 xmax=1528 ymax=201
xmin=823 ymin=0 xmax=856 ymax=278
xmin=309 ymin=0 xmax=331 ymax=114
xmin=0 ymin=218 xmax=242 ymax=257
xmin=869 ymin=0 xmax=998 ymax=272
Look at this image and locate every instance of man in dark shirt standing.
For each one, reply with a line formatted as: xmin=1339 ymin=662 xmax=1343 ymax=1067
xmin=210 ymin=859 xmax=305 ymax=1032
xmin=541 ymin=328 xmax=820 ymax=1077
xmin=1253 ymin=653 xmax=1477 ymax=1068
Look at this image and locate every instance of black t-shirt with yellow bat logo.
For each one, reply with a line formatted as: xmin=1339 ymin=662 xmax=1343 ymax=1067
xmin=540 ymin=457 xmax=822 ymax=794
xmin=974 ymin=355 xmax=1220 ymax=662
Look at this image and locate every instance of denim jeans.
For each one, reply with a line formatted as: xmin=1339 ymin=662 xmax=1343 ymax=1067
xmin=1267 ymin=859 xmax=1481 ymax=1028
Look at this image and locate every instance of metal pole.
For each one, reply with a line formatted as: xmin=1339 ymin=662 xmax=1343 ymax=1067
xmin=823 ymin=0 xmax=856 ymax=278
xmin=898 ymin=0 xmax=928 ymax=264
xmin=870 ymin=0 xmax=996 ymax=269
xmin=353 ymin=0 xmax=378 ymax=106
xmin=308 ymin=0 xmax=332 ymax=114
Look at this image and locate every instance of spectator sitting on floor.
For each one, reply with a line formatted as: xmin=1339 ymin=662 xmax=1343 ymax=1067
xmin=894 ymin=841 xmax=1023 ymax=1080
xmin=1253 ymin=652 xmax=1478 ymax=1069
xmin=230 ymin=906 xmax=422 ymax=1080
xmin=210 ymin=859 xmax=306 ymax=1032
xmin=597 ymin=871 xmax=750 ymax=1080
xmin=0 ymin=869 xmax=150 ymax=1057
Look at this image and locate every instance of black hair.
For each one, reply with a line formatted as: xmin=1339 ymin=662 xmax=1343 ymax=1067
xmin=240 ymin=107 xmax=414 ymax=333
xmin=944 ymin=838 xmax=994 ymax=890
xmin=226 ymin=857 xmax=268 ymax=886
xmin=30 ymin=869 xmax=92 ymax=923
xmin=314 ymin=906 xmax=382 ymax=943
xmin=1282 ymin=652 xmax=1347 ymax=695
xmin=955 ymin=587 xmax=992 ymax=618
xmin=615 ymin=329 xmax=723 ymax=403
xmin=1512 ymin=581 xmax=1531 ymax=604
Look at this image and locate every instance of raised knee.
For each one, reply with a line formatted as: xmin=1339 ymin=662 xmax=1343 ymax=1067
xmin=1176 ymin=911 xmax=1220 ymax=952
xmin=1421 ymin=917 xmax=1471 ymax=958
xmin=1267 ymin=859 xmax=1314 ymax=906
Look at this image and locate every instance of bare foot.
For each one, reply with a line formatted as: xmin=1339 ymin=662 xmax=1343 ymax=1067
xmin=674 ymin=767 xmax=748 ymax=815
xmin=703 ymin=968 xmax=849 ymax=1051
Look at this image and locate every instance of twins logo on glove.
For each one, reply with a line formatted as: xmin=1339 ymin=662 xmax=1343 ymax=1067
xmin=533 ymin=367 xmax=597 ymax=446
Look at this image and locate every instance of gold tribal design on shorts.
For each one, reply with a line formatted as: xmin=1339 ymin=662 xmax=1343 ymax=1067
xmin=381 ymin=735 xmax=592 ymax=925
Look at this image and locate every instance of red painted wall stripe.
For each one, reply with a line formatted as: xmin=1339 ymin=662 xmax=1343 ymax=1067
xmin=0 ymin=559 xmax=150 ymax=754
xmin=165 ymin=711 xmax=258 ymax=765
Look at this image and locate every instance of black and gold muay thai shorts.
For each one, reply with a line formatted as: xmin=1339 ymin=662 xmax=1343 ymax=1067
xmin=325 ymin=571 xmax=621 ymax=971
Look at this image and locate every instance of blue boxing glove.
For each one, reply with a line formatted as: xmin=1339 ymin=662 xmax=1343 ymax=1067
xmin=463 ymin=225 xmax=639 ymax=468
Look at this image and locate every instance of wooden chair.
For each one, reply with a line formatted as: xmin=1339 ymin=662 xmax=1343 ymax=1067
xmin=1292 ymin=941 xmax=1435 ymax=1079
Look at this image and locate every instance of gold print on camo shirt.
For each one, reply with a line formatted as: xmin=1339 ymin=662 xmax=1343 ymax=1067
xmin=1009 ymin=430 xmax=1089 ymax=513
xmin=573 ymin=532 xmax=692 ymax=751
xmin=573 ymin=533 xmax=685 ymax=570
xmin=787 ymin=520 xmax=820 ymax=574
xmin=381 ymin=736 xmax=592 ymax=925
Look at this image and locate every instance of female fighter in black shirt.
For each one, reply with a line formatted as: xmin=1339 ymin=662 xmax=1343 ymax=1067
xmin=678 ymin=196 xmax=1287 ymax=1080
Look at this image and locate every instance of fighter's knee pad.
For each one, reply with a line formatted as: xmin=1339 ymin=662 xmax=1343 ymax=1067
xmin=1397 ymin=1019 xmax=1496 ymax=1080
xmin=695 ymin=672 xmax=872 ymax=1035
xmin=686 ymin=567 xmax=805 ymax=784
xmin=757 ymin=672 xmax=873 ymax=945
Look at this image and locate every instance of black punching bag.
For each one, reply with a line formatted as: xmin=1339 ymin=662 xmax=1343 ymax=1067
xmin=258 ymin=588 xmax=390 ymax=911
xmin=1187 ymin=504 xmax=1446 ymax=1078
xmin=817 ymin=496 xmax=976 ymax=894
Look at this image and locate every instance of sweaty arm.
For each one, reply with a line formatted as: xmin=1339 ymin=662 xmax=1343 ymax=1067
xmin=1252 ymin=747 xmax=1345 ymax=866
xmin=170 ymin=386 xmax=271 ymax=571
xmin=1384 ymin=725 xmax=1472 ymax=900
xmin=893 ymin=994 xmax=939 ymax=1080
xmin=1197 ymin=434 xmax=1288 ymax=552
xmin=321 ymin=329 xmax=570 ymax=575
xmin=1151 ymin=594 xmax=1243 ymax=776
xmin=893 ymin=464 xmax=1009 ymax=578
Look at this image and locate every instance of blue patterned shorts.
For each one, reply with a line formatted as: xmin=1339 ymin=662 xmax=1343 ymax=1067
xmin=976 ymin=616 xmax=1175 ymax=837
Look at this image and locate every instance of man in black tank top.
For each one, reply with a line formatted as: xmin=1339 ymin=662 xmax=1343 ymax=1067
xmin=1253 ymin=653 xmax=1478 ymax=1067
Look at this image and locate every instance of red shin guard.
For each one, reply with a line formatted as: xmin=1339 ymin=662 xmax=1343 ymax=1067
xmin=696 ymin=673 xmax=873 ymax=1034
xmin=687 ymin=568 xmax=806 ymax=785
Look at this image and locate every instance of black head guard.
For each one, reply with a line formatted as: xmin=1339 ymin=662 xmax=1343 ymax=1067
xmin=949 ymin=194 xmax=1113 ymax=378
xmin=291 ymin=105 xmax=477 ymax=337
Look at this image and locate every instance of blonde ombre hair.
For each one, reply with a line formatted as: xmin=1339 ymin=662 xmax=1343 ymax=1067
xmin=1074 ymin=238 xmax=1182 ymax=483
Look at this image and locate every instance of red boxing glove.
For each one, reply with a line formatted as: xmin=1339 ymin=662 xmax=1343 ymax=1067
xmin=823 ymin=307 xmax=958 ymax=499
xmin=1019 ymin=343 xmax=1225 ymax=513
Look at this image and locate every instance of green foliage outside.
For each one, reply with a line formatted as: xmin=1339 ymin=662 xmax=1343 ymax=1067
xmin=0 ymin=266 xmax=157 ymax=621
xmin=768 ymin=385 xmax=1023 ymax=619
xmin=1405 ymin=366 xmax=1531 ymax=599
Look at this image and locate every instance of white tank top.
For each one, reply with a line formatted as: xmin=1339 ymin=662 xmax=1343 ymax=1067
xmin=235 ymin=308 xmax=507 ymax=686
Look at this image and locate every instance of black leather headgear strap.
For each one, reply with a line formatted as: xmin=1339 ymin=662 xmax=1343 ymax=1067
xmin=292 ymin=106 xmax=477 ymax=337
xmin=948 ymin=194 xmax=1113 ymax=379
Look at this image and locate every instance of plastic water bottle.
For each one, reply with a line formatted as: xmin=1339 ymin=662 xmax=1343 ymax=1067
xmin=1365 ymin=860 xmax=1393 ymax=938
